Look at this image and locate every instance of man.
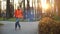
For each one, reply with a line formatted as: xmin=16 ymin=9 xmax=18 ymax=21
xmin=14 ymin=7 xmax=23 ymax=30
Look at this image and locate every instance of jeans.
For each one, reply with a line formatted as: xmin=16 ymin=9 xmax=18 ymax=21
xmin=15 ymin=18 xmax=20 ymax=29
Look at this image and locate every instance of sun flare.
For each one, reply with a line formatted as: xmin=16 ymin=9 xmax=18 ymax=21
xmin=42 ymin=4 xmax=49 ymax=10
xmin=41 ymin=0 xmax=50 ymax=10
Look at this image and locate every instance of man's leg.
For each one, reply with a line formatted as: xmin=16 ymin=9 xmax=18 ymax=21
xmin=15 ymin=23 xmax=17 ymax=30
xmin=18 ymin=22 xmax=21 ymax=29
xmin=15 ymin=18 xmax=18 ymax=30
xmin=17 ymin=21 xmax=21 ymax=29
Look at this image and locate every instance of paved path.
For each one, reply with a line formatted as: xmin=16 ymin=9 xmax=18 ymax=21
xmin=0 ymin=21 xmax=39 ymax=34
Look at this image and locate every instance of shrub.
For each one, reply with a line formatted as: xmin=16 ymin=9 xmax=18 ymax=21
xmin=38 ymin=17 xmax=60 ymax=34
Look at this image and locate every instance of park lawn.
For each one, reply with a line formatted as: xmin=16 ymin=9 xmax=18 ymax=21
xmin=0 ymin=17 xmax=30 ymax=22
xmin=0 ymin=17 xmax=36 ymax=22
xmin=0 ymin=15 xmax=60 ymax=22
xmin=0 ymin=17 xmax=3 ymax=21
xmin=7 ymin=18 xmax=16 ymax=21
xmin=7 ymin=18 xmax=28 ymax=22
xmin=0 ymin=23 xmax=4 ymax=26
xmin=0 ymin=17 xmax=16 ymax=21
xmin=53 ymin=15 xmax=60 ymax=21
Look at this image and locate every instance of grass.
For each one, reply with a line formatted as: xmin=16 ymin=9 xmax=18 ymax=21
xmin=7 ymin=17 xmax=39 ymax=22
xmin=7 ymin=18 xmax=29 ymax=22
xmin=0 ymin=17 xmax=37 ymax=22
xmin=53 ymin=15 xmax=60 ymax=21
xmin=7 ymin=18 xmax=16 ymax=21
xmin=0 ymin=23 xmax=4 ymax=26
xmin=1 ymin=15 xmax=60 ymax=22
xmin=0 ymin=17 xmax=3 ymax=21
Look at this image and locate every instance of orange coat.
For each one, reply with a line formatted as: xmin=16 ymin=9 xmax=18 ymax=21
xmin=14 ymin=9 xmax=23 ymax=18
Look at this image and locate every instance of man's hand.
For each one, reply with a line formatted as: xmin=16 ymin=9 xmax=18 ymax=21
xmin=13 ymin=15 xmax=15 ymax=18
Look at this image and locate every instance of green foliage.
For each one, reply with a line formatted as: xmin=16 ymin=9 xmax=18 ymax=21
xmin=53 ymin=15 xmax=60 ymax=21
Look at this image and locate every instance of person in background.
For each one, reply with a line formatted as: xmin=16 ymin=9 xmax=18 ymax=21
xmin=2 ymin=10 xmax=6 ymax=20
xmin=14 ymin=6 xmax=23 ymax=30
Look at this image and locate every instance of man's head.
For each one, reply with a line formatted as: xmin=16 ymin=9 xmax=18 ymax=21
xmin=17 ymin=7 xmax=20 ymax=10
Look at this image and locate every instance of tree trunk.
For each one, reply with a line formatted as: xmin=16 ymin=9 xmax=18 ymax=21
xmin=6 ymin=0 xmax=10 ymax=19
xmin=23 ymin=0 xmax=26 ymax=19
xmin=55 ymin=0 xmax=60 ymax=17
xmin=57 ymin=0 xmax=60 ymax=17
xmin=0 ymin=1 xmax=1 ymax=17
